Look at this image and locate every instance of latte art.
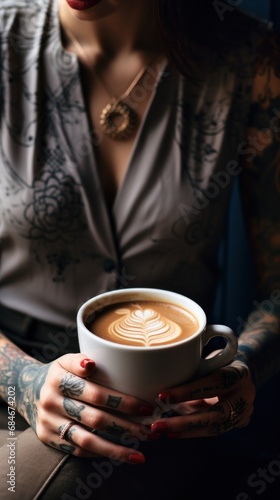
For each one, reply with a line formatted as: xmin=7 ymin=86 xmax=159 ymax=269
xmin=109 ymin=307 xmax=182 ymax=346
xmin=89 ymin=300 xmax=199 ymax=347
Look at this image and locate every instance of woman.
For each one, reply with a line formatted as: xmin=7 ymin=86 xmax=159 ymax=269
xmin=0 ymin=0 xmax=279 ymax=498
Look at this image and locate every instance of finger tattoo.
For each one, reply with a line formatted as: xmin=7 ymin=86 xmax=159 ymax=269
xmin=221 ymin=366 xmax=247 ymax=390
xmin=59 ymin=373 xmax=85 ymax=398
xmin=50 ymin=441 xmax=76 ymax=454
xmin=106 ymin=395 xmax=122 ymax=409
xmin=103 ymin=422 xmax=126 ymax=438
xmin=63 ymin=398 xmax=85 ymax=421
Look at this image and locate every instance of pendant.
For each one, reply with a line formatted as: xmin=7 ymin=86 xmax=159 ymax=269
xmin=99 ymin=99 xmax=137 ymax=140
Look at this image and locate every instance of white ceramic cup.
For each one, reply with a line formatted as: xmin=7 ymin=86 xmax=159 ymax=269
xmin=77 ymin=288 xmax=238 ymax=403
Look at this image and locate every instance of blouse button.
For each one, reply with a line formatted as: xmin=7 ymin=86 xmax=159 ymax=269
xmin=103 ymin=258 xmax=116 ymax=273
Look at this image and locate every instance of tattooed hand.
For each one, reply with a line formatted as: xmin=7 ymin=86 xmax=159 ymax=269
xmin=0 ymin=336 xmax=153 ymax=463
xmin=149 ymin=359 xmax=256 ymax=438
xmin=21 ymin=353 xmax=156 ymax=461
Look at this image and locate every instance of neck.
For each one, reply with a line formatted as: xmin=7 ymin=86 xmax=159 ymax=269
xmin=59 ymin=0 xmax=160 ymax=58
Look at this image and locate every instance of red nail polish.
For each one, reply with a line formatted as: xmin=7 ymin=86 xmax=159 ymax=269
xmin=80 ymin=358 xmax=95 ymax=369
xmin=129 ymin=453 xmax=145 ymax=465
xmin=151 ymin=421 xmax=170 ymax=434
xmin=158 ymin=392 xmax=175 ymax=404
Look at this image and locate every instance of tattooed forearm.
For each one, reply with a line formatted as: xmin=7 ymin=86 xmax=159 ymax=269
xmin=238 ymin=49 xmax=280 ymax=390
xmin=0 ymin=337 xmax=40 ymax=399
xmin=236 ymin=311 xmax=280 ymax=389
xmin=0 ymin=333 xmax=51 ymax=431
xmin=18 ymin=363 xmax=51 ymax=431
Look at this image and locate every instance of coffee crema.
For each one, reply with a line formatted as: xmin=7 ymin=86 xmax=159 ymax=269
xmin=88 ymin=300 xmax=199 ymax=347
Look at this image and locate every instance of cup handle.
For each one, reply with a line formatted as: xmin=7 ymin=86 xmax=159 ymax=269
xmin=197 ymin=324 xmax=238 ymax=378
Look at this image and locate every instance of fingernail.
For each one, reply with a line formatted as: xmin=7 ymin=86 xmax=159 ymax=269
xmin=139 ymin=405 xmax=154 ymax=416
xmin=80 ymin=358 xmax=95 ymax=369
xmin=129 ymin=453 xmax=145 ymax=465
xmin=158 ymin=392 xmax=175 ymax=404
xmin=151 ymin=422 xmax=170 ymax=434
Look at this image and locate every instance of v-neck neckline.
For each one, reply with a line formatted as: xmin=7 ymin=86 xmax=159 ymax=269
xmin=55 ymin=1 xmax=168 ymax=215
xmin=111 ymin=58 xmax=169 ymax=212
xmin=76 ymin=58 xmax=168 ymax=215
xmin=53 ymin=1 xmax=176 ymax=261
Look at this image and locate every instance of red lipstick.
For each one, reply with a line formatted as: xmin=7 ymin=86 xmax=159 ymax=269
xmin=66 ymin=0 xmax=102 ymax=11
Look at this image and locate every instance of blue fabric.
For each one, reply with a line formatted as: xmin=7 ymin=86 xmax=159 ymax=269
xmin=212 ymin=181 xmax=254 ymax=332
xmin=214 ymin=1 xmax=280 ymax=460
xmin=240 ymin=0 xmax=270 ymax=19
xmin=271 ymin=0 xmax=280 ymax=33
xmin=214 ymin=0 xmax=280 ymax=330
xmin=238 ymin=0 xmax=280 ymax=33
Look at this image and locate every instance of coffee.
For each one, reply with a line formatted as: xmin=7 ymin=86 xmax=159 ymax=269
xmin=78 ymin=288 xmax=237 ymax=402
xmin=88 ymin=300 xmax=199 ymax=347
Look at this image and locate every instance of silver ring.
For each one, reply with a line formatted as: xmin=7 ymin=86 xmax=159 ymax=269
xmin=223 ymin=399 xmax=239 ymax=423
xmin=59 ymin=421 xmax=76 ymax=441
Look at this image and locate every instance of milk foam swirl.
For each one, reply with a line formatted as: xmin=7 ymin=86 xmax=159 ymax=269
xmin=108 ymin=307 xmax=182 ymax=346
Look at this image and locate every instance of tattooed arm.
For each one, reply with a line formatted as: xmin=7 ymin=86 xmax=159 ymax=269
xmin=0 ymin=331 xmax=149 ymax=461
xmin=237 ymin=32 xmax=280 ymax=390
xmin=149 ymin=34 xmax=280 ymax=440
xmin=0 ymin=332 xmax=46 ymax=431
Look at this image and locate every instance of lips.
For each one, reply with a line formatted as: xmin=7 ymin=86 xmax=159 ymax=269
xmin=66 ymin=0 xmax=102 ymax=11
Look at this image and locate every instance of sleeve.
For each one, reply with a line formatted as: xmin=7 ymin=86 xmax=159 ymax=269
xmin=235 ymin=28 xmax=280 ymax=389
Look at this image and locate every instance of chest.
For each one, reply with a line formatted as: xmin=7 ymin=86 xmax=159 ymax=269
xmin=80 ymin=65 xmax=158 ymax=207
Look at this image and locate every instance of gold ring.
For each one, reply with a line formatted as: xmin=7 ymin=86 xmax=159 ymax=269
xmin=59 ymin=421 xmax=76 ymax=441
xmin=223 ymin=399 xmax=239 ymax=423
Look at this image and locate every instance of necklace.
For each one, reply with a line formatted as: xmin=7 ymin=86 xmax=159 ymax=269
xmin=99 ymin=64 xmax=148 ymax=140
xmin=63 ymin=27 xmax=153 ymax=141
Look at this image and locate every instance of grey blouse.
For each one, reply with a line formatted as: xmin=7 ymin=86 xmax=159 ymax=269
xmin=0 ymin=0 xmax=271 ymax=326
